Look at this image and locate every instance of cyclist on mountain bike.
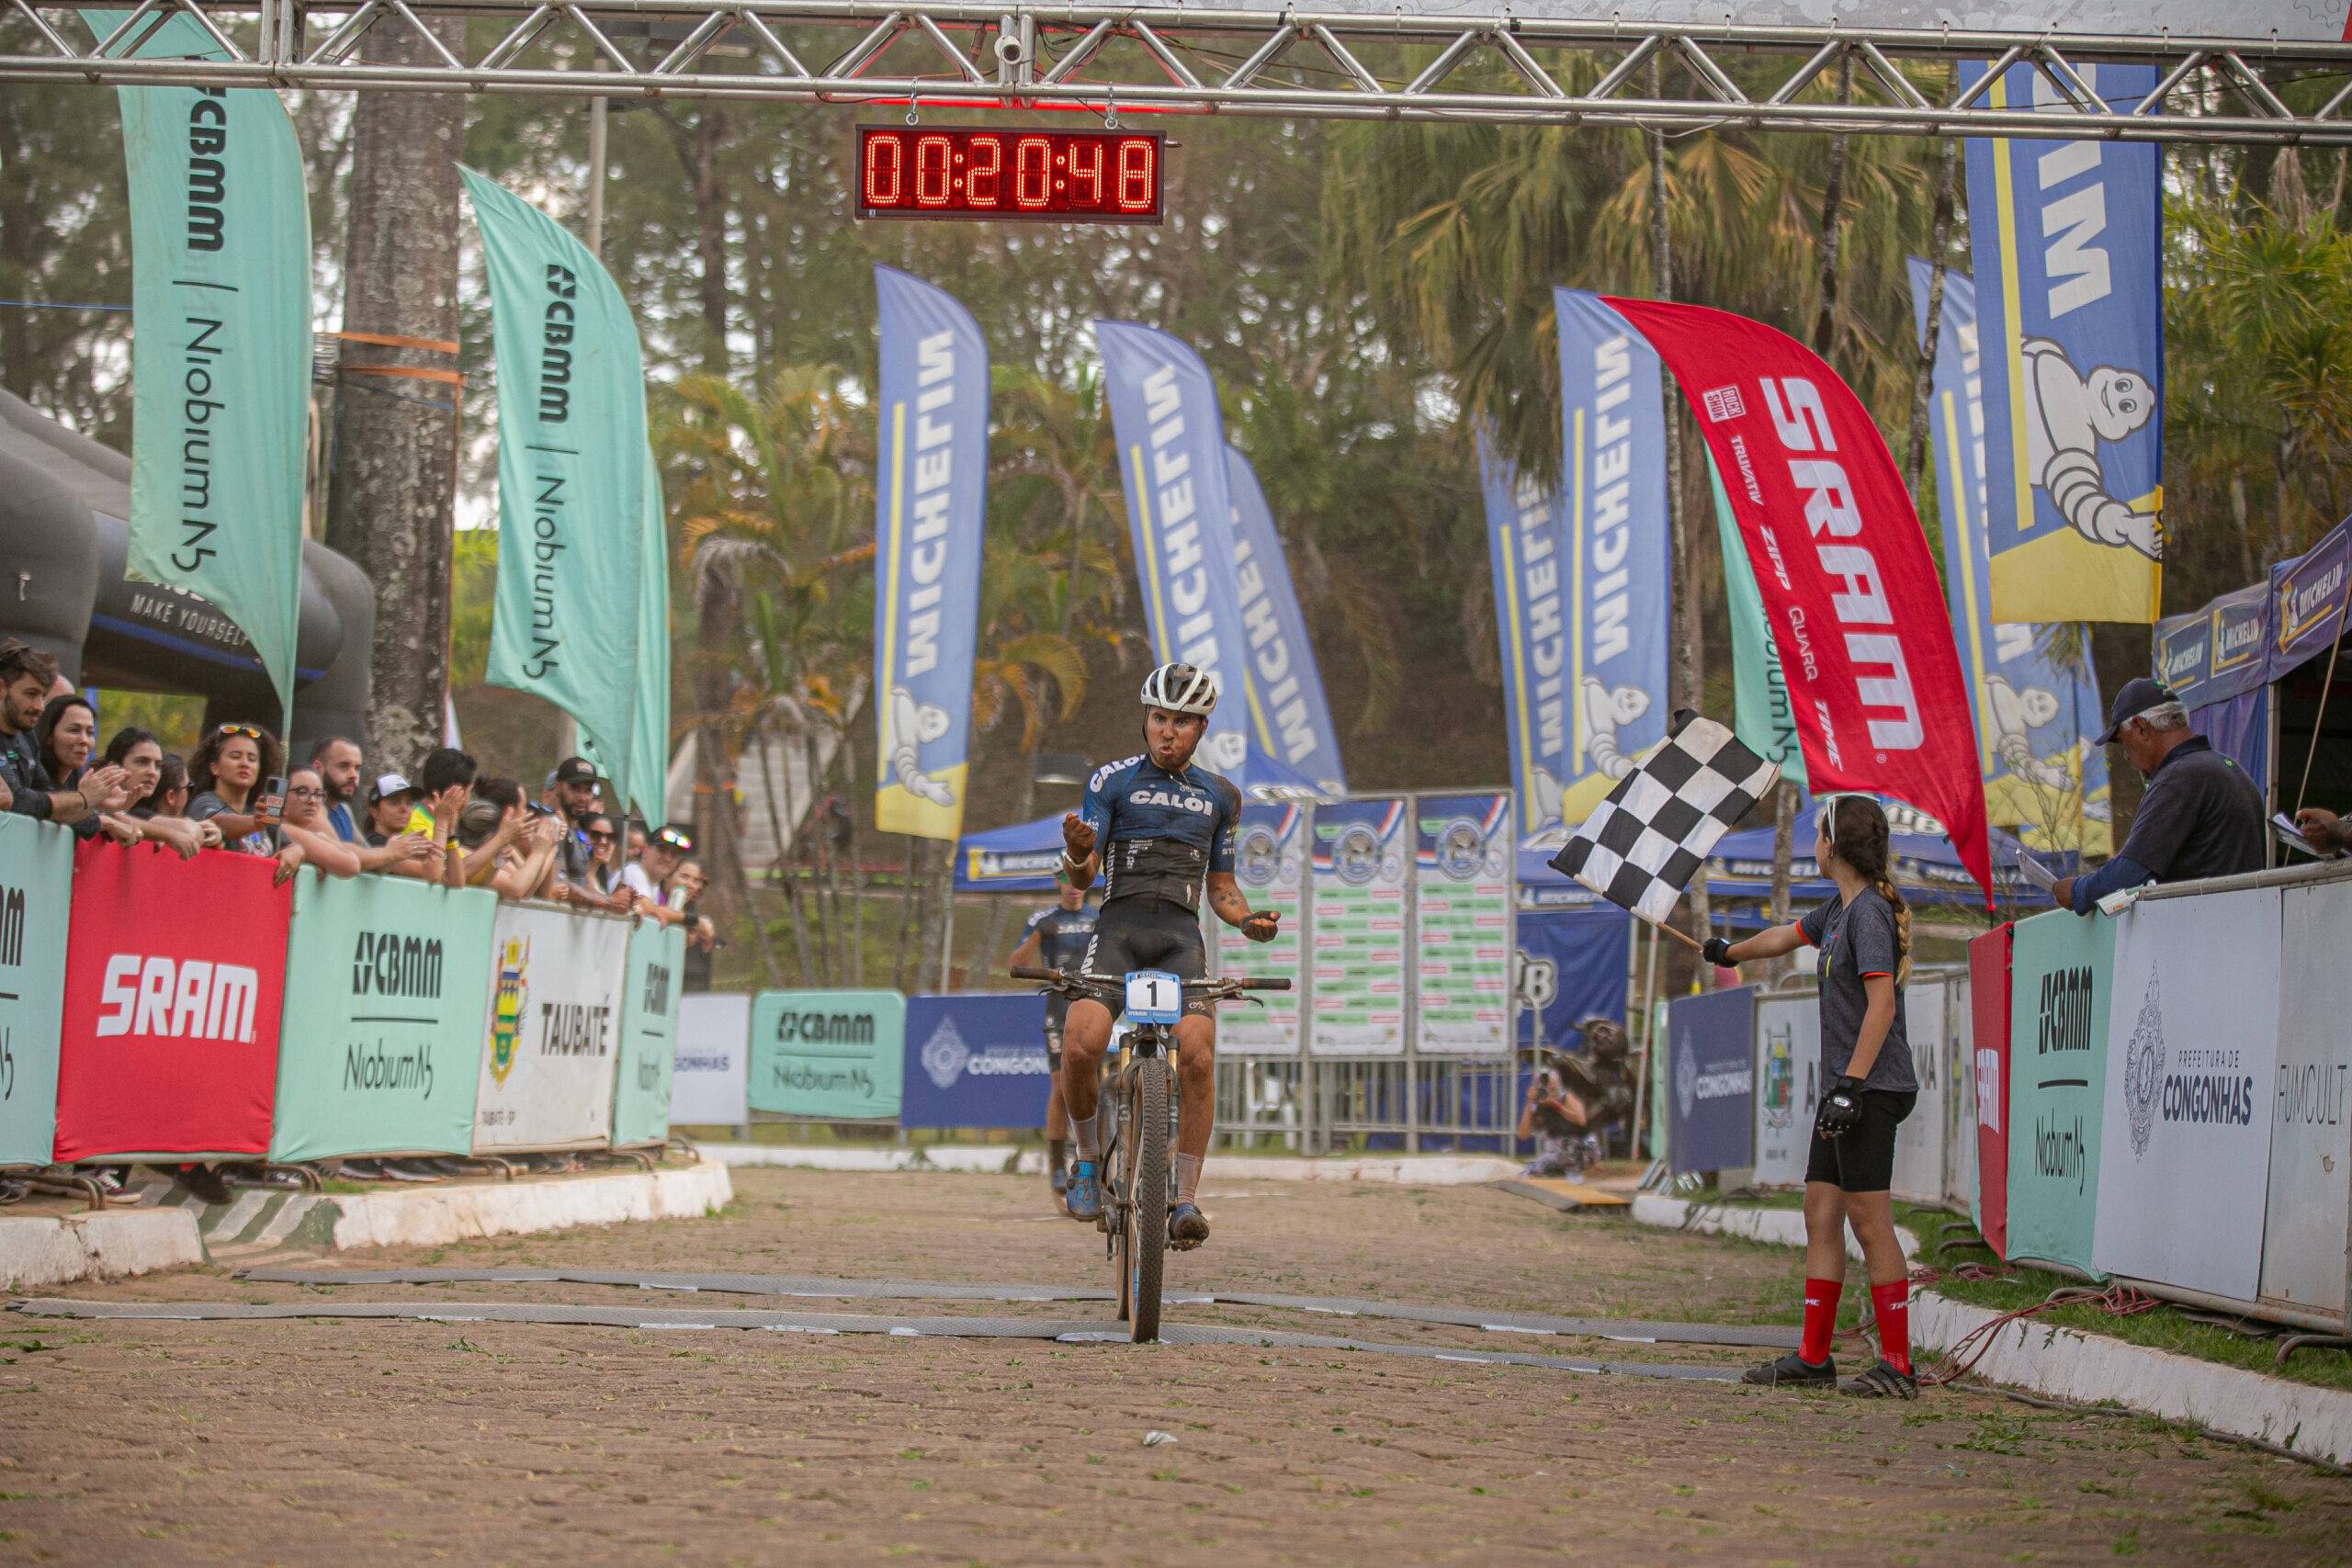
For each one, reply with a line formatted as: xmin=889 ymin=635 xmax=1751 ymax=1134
xmin=1057 ymin=662 xmax=1280 ymax=1247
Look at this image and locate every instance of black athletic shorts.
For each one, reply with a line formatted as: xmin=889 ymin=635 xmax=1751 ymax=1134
xmin=1043 ymin=1010 xmax=1065 ymax=1067
xmin=1804 ymin=1089 xmax=1917 ymax=1193
xmin=1082 ymin=897 xmax=1213 ymax=1019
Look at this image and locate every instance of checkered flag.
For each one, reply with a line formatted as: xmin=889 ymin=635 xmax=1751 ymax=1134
xmin=1548 ymin=716 xmax=1775 ymax=925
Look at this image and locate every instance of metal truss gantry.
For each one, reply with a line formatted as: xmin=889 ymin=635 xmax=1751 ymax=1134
xmin=10 ymin=0 xmax=2352 ymax=143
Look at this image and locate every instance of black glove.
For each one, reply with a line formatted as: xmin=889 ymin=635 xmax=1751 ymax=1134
xmin=1816 ymin=1076 xmax=1865 ymax=1139
xmin=1700 ymin=936 xmax=1734 ymax=966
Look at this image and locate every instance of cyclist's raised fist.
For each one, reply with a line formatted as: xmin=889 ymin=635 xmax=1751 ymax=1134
xmin=1061 ymin=810 xmax=1096 ymax=858
xmin=1241 ymin=909 xmax=1280 ymax=943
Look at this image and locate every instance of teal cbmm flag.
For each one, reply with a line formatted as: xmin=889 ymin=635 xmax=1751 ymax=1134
xmin=89 ymin=9 xmax=311 ymax=712
xmin=628 ymin=446 xmax=672 ymax=829
xmin=463 ymin=167 xmax=646 ymax=817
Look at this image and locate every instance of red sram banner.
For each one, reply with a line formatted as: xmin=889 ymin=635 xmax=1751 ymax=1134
xmin=54 ymin=841 xmax=292 ymax=1161
xmin=1604 ymin=297 xmax=1994 ymax=904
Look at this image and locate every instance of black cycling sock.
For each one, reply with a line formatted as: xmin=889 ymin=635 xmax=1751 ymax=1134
xmin=1047 ymin=1138 xmax=1069 ymax=1173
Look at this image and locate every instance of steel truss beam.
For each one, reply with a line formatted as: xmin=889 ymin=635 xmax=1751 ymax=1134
xmin=10 ymin=0 xmax=2352 ymax=143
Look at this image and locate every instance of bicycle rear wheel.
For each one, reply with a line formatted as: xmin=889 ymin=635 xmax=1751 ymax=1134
xmin=1122 ymin=1058 xmax=1169 ymax=1344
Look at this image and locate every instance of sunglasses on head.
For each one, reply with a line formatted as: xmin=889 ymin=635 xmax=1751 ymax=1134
xmin=216 ymin=724 xmax=264 ymax=741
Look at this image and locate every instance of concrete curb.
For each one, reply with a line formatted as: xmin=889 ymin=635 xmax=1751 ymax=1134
xmin=3 ymin=1163 xmax=735 ymax=1290
xmin=328 ymin=1162 xmax=734 ymax=1251
xmin=0 ymin=1208 xmax=207 ymax=1291
xmin=1912 ymin=1291 xmax=2352 ymax=1468
xmin=1632 ymin=1193 xmax=2352 ymax=1466
xmin=697 ymin=1144 xmax=1521 ymax=1186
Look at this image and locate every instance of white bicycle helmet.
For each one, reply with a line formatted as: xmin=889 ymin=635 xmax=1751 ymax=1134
xmin=1139 ymin=660 xmax=1218 ymax=716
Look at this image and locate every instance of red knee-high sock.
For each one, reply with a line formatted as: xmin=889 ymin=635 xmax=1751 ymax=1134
xmin=1870 ymin=1280 xmax=1911 ymax=1375
xmin=1800 ymin=1279 xmax=1842 ymax=1365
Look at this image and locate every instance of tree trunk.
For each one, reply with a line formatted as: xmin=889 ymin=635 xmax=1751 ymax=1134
xmin=842 ymin=724 xmax=865 ymax=987
xmin=895 ymin=835 xmax=922 ymax=992
xmin=326 ymin=17 xmax=464 ymax=762
xmin=753 ymin=720 xmax=815 ymax=984
xmin=1649 ymin=56 xmax=1712 ymax=956
xmin=1903 ymin=133 xmax=1962 ymax=500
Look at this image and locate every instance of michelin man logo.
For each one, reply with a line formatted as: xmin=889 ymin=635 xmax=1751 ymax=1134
xmin=1982 ymin=674 xmax=2073 ymax=791
xmin=1578 ymin=678 xmax=1652 ymax=780
xmin=921 ymin=1015 xmax=971 ymax=1091
xmin=1525 ymin=766 xmax=1566 ymax=836
xmin=2021 ymin=336 xmax=2161 ymax=560
xmin=888 ymin=686 xmax=956 ymax=807
xmin=2123 ymin=969 xmax=2166 ymax=1159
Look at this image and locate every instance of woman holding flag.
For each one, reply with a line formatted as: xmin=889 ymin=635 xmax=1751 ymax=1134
xmin=1702 ymin=795 xmax=1920 ymax=1399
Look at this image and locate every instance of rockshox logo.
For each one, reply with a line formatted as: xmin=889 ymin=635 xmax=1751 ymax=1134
xmin=96 ymin=956 xmax=258 ymax=1043
xmin=352 ymin=931 xmax=443 ymax=999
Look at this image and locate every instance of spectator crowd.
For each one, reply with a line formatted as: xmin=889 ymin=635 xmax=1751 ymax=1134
xmin=1 ymin=637 xmax=720 ymax=1198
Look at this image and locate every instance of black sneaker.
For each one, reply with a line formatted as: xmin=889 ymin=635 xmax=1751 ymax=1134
xmin=1839 ymin=1359 xmax=1919 ymax=1399
xmin=1741 ymin=1349 xmax=1837 ymax=1387
xmin=176 ymin=1164 xmax=234 ymax=1207
xmin=1168 ymin=1201 xmax=1210 ymax=1250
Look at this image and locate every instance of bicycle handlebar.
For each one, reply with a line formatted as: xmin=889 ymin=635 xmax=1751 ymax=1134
xmin=1008 ymin=965 xmax=1293 ymax=997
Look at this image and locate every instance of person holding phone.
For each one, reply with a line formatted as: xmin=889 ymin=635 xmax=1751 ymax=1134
xmin=1702 ymin=795 xmax=1921 ymax=1399
xmin=187 ymin=723 xmax=291 ymax=864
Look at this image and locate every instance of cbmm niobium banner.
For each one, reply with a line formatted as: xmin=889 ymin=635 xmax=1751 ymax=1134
xmin=463 ymin=166 xmax=647 ymax=818
xmin=90 ymin=8 xmax=311 ymax=714
xmin=873 ymin=266 xmax=988 ymax=840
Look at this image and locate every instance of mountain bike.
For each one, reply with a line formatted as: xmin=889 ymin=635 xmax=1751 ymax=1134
xmin=1012 ymin=965 xmax=1290 ymax=1342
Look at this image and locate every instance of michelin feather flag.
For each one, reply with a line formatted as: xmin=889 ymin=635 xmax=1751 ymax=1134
xmin=1553 ymin=287 xmax=1672 ymax=830
xmin=1962 ymin=60 xmax=2165 ymax=625
xmin=91 ymin=8 xmax=311 ymax=716
xmin=1911 ymin=260 xmax=2111 ymax=854
xmin=1096 ymin=321 xmax=1252 ymax=778
xmin=873 ymin=266 xmax=988 ymax=840
xmin=464 ymin=166 xmax=645 ymax=819
xmin=1224 ymin=446 xmax=1346 ymax=795
xmin=1478 ymin=428 xmax=1574 ymax=842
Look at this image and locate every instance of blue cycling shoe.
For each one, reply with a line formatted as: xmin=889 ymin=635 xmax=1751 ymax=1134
xmin=1064 ymin=1161 xmax=1103 ymax=1223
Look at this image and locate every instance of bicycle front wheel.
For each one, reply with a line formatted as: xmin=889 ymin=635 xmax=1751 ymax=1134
xmin=1123 ymin=1058 xmax=1169 ymax=1344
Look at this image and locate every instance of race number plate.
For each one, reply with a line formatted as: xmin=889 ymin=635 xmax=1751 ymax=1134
xmin=1124 ymin=970 xmax=1183 ymax=1024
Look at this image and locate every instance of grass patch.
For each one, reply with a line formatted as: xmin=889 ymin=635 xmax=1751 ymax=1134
xmin=1686 ymin=1192 xmax=2352 ymax=1393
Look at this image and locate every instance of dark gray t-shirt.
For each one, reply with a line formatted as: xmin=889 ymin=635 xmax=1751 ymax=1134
xmin=2114 ymin=737 xmax=2266 ymax=885
xmin=1798 ymin=887 xmax=1917 ymax=1093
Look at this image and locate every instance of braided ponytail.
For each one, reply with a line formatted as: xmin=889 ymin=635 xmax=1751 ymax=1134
xmin=1823 ymin=795 xmax=1911 ymax=984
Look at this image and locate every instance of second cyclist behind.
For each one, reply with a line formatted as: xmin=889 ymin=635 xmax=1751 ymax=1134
xmin=1056 ymin=662 xmax=1280 ymax=1249
xmin=1006 ymin=864 xmax=1098 ymax=1201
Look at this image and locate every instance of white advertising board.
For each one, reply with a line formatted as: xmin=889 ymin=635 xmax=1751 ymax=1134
xmin=472 ymin=904 xmax=630 ymax=1153
xmin=1752 ymin=993 xmax=1822 ymax=1190
xmin=671 ymin=993 xmax=752 ymax=1126
xmin=1946 ymin=974 xmax=1979 ymax=1214
xmin=1890 ymin=980 xmax=1950 ymax=1204
xmin=2260 ymin=881 xmax=2352 ymax=1320
xmin=2094 ymin=887 xmax=2281 ymax=1302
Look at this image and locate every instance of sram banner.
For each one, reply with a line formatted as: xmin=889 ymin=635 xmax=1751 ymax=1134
xmin=2095 ymin=888 xmax=2282 ymax=1303
xmin=55 ymin=840 xmax=290 ymax=1161
xmin=1606 ymin=298 xmax=1993 ymax=903
xmin=471 ymin=904 xmax=630 ymax=1153
xmin=0 ymin=818 xmax=72 ymax=1166
xmin=270 ymin=871 xmax=495 ymax=1163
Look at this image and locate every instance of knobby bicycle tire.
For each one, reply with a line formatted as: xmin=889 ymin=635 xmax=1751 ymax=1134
xmin=1125 ymin=1059 xmax=1169 ymax=1343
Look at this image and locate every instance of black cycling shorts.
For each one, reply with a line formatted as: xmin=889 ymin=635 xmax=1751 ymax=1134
xmin=1081 ymin=897 xmax=1212 ymax=1019
xmin=1043 ymin=1011 xmax=1065 ymax=1067
xmin=1805 ymin=1089 xmax=1917 ymax=1193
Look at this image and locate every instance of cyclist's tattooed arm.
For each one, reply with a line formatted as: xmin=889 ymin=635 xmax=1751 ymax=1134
xmin=1206 ymin=873 xmax=1280 ymax=941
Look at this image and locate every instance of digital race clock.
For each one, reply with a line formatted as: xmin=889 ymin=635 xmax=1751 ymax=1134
xmin=855 ymin=126 xmax=1164 ymax=224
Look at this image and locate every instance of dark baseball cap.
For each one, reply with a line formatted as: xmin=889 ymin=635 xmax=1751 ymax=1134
xmin=551 ymin=756 xmax=602 ymax=788
xmin=2095 ymin=677 xmax=2178 ymax=746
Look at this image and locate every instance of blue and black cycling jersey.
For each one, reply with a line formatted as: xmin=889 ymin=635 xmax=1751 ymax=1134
xmin=1078 ymin=753 xmax=1241 ymax=914
xmin=1023 ymin=903 xmax=1099 ymax=974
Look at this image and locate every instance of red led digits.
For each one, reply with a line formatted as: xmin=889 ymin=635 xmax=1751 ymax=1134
xmin=1014 ymin=135 xmax=1051 ymax=209
xmin=863 ymin=132 xmax=903 ymax=208
xmin=914 ymin=133 xmax=952 ymax=207
xmin=1115 ymin=137 xmax=1155 ymax=213
xmin=855 ymin=127 xmax=1161 ymax=221
xmin=966 ymin=134 xmax=1002 ymax=208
